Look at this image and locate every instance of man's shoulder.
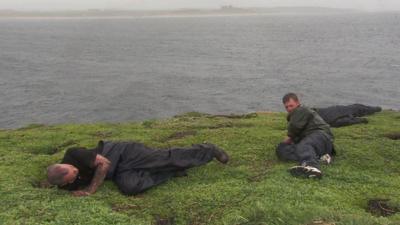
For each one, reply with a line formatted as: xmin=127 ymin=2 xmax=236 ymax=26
xmin=62 ymin=148 xmax=97 ymax=167
xmin=64 ymin=147 xmax=79 ymax=156
xmin=291 ymin=106 xmax=313 ymax=116
xmin=299 ymin=105 xmax=315 ymax=112
xmin=61 ymin=148 xmax=79 ymax=163
xmin=63 ymin=147 xmax=90 ymax=158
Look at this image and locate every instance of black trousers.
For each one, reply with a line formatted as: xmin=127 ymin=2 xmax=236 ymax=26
xmin=315 ymin=104 xmax=381 ymax=127
xmin=331 ymin=115 xmax=367 ymax=127
xmin=276 ymin=131 xmax=334 ymax=169
xmin=111 ymin=143 xmax=216 ymax=195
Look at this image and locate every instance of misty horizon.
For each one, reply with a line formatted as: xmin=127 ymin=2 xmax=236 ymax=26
xmin=0 ymin=0 xmax=400 ymax=12
xmin=0 ymin=6 xmax=364 ymax=12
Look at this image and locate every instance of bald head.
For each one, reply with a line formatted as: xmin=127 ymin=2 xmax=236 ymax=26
xmin=47 ymin=164 xmax=69 ymax=185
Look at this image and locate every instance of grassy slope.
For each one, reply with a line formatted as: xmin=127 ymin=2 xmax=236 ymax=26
xmin=0 ymin=111 xmax=399 ymax=225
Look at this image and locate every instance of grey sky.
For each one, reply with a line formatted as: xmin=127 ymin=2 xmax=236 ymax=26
xmin=1 ymin=0 xmax=399 ymax=11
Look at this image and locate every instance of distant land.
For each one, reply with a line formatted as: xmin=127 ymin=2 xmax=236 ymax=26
xmin=0 ymin=7 xmax=360 ymax=18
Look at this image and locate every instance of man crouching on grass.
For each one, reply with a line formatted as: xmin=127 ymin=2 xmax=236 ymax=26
xmin=47 ymin=141 xmax=229 ymax=196
xmin=276 ymin=93 xmax=335 ymax=179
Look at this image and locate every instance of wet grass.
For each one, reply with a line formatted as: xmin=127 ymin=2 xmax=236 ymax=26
xmin=0 ymin=111 xmax=399 ymax=225
xmin=384 ymin=132 xmax=400 ymax=140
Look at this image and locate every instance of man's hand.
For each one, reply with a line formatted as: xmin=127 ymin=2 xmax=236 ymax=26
xmin=283 ymin=136 xmax=293 ymax=144
xmin=72 ymin=190 xmax=91 ymax=197
xmin=84 ymin=154 xmax=111 ymax=195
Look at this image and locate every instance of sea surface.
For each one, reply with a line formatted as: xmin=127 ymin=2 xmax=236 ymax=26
xmin=0 ymin=13 xmax=399 ymax=128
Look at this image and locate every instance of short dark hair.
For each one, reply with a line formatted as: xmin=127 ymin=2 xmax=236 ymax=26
xmin=282 ymin=93 xmax=299 ymax=103
xmin=47 ymin=164 xmax=69 ymax=186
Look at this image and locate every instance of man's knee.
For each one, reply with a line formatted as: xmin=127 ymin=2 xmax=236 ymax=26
xmin=115 ymin=174 xmax=144 ymax=195
xmin=331 ymin=117 xmax=355 ymax=127
xmin=117 ymin=183 xmax=143 ymax=195
xmin=276 ymin=143 xmax=293 ymax=161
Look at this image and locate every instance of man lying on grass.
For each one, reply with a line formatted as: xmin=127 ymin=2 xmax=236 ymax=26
xmin=313 ymin=104 xmax=381 ymax=127
xmin=276 ymin=93 xmax=335 ymax=179
xmin=47 ymin=141 xmax=229 ymax=196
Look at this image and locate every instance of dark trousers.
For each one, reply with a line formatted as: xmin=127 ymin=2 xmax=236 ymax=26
xmin=113 ymin=143 xmax=216 ymax=195
xmin=331 ymin=115 xmax=367 ymax=127
xmin=316 ymin=104 xmax=381 ymax=127
xmin=276 ymin=131 xmax=334 ymax=169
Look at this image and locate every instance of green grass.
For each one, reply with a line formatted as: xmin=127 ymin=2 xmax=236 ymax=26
xmin=0 ymin=111 xmax=399 ymax=225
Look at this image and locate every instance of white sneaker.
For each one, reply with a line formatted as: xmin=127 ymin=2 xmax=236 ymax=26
xmin=320 ymin=154 xmax=332 ymax=165
xmin=289 ymin=165 xmax=322 ymax=179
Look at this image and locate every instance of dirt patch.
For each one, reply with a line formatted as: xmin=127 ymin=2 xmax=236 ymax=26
xmin=30 ymin=179 xmax=53 ymax=189
xmin=247 ymin=159 xmax=276 ymax=182
xmin=48 ymin=140 xmax=78 ymax=155
xmin=207 ymin=122 xmax=234 ymax=129
xmin=93 ymin=131 xmax=113 ymax=139
xmin=153 ymin=215 xmax=175 ymax=225
xmin=306 ymin=220 xmax=335 ymax=225
xmin=207 ymin=122 xmax=254 ymax=129
xmin=384 ymin=132 xmax=400 ymax=140
xmin=367 ymin=199 xmax=399 ymax=217
xmin=174 ymin=112 xmax=207 ymax=118
xmin=174 ymin=112 xmax=257 ymax=119
xmin=17 ymin=123 xmax=46 ymax=131
xmin=30 ymin=146 xmax=59 ymax=155
xmin=111 ymin=203 xmax=141 ymax=212
xmin=165 ymin=130 xmax=197 ymax=141
xmin=206 ymin=112 xmax=258 ymax=119
xmin=58 ymin=140 xmax=77 ymax=149
xmin=256 ymin=111 xmax=275 ymax=115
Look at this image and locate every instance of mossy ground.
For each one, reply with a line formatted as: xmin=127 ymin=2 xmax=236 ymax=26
xmin=0 ymin=111 xmax=399 ymax=225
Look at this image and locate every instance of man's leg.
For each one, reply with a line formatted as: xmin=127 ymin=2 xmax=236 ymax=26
xmin=331 ymin=115 xmax=368 ymax=127
xmin=276 ymin=142 xmax=301 ymax=162
xmin=291 ymin=139 xmax=322 ymax=179
xmin=114 ymin=169 xmax=176 ymax=195
xmin=117 ymin=143 xmax=228 ymax=173
xmin=349 ymin=104 xmax=382 ymax=117
xmin=276 ymin=139 xmax=322 ymax=178
xmin=277 ymin=132 xmax=333 ymax=178
xmin=276 ymin=140 xmax=320 ymax=168
xmin=114 ymin=143 xmax=229 ymax=195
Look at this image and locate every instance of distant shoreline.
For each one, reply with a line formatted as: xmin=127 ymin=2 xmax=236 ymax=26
xmin=0 ymin=13 xmax=361 ymax=20
xmin=0 ymin=7 xmax=365 ymax=19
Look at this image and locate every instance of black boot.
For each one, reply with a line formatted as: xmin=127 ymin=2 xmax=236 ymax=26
xmin=196 ymin=143 xmax=230 ymax=164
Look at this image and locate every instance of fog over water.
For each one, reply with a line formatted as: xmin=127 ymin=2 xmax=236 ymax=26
xmin=0 ymin=12 xmax=399 ymax=128
xmin=1 ymin=0 xmax=400 ymax=11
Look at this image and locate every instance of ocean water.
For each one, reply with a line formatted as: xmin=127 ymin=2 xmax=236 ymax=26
xmin=0 ymin=13 xmax=399 ymax=128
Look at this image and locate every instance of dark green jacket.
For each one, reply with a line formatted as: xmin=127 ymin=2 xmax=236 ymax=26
xmin=287 ymin=106 xmax=333 ymax=143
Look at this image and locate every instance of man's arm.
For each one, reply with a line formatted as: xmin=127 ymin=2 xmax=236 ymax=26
xmin=72 ymin=154 xmax=110 ymax=197
xmin=283 ymin=136 xmax=293 ymax=144
xmin=287 ymin=108 xmax=311 ymax=139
